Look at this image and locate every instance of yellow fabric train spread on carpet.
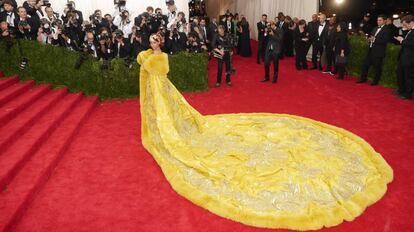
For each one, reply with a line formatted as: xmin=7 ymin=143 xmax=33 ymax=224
xmin=137 ymin=49 xmax=393 ymax=231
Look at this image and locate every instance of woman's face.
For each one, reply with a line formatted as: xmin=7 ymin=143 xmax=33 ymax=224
xmin=336 ymin=25 xmax=341 ymax=32
xmin=150 ymin=38 xmax=160 ymax=50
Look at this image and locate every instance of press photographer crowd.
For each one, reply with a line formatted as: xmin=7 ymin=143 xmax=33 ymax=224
xmin=0 ymin=0 xmax=413 ymax=99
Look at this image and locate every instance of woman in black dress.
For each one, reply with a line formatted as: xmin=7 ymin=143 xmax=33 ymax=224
xmin=237 ymin=17 xmax=252 ymax=57
xmin=294 ymin=19 xmax=310 ymax=70
xmin=334 ymin=22 xmax=350 ymax=80
xmin=283 ymin=16 xmax=295 ymax=57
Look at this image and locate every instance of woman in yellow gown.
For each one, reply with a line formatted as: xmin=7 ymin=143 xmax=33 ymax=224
xmin=137 ymin=34 xmax=393 ymax=231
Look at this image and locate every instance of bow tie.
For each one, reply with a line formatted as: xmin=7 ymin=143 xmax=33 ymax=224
xmin=319 ymin=24 xmax=324 ymax=27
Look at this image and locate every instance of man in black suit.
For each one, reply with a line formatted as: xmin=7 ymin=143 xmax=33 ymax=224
xmin=261 ymin=21 xmax=283 ymax=83
xmin=220 ymin=14 xmax=234 ymax=34
xmin=307 ymin=14 xmax=318 ymax=53
xmin=358 ymin=13 xmax=373 ymax=36
xmin=0 ymin=0 xmax=17 ymax=29
xmin=257 ymin=14 xmax=268 ymax=64
xmin=112 ymin=29 xmax=130 ymax=59
xmin=357 ymin=15 xmax=391 ymax=85
xmin=14 ymin=6 xmax=37 ymax=40
xmin=311 ymin=13 xmax=328 ymax=70
xmin=386 ymin=17 xmax=399 ymax=44
xmin=395 ymin=15 xmax=414 ymax=100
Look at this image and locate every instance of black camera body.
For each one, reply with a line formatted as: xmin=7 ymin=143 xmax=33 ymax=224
xmin=18 ymin=20 xmax=28 ymax=27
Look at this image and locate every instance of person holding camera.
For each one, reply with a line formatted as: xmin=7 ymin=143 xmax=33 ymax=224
xmin=14 ymin=6 xmax=37 ymax=40
xmin=130 ymin=25 xmax=148 ymax=58
xmin=113 ymin=9 xmax=132 ymax=38
xmin=89 ymin=10 xmax=105 ymax=34
xmin=112 ymin=29 xmax=130 ymax=59
xmin=96 ymin=27 xmax=113 ymax=61
xmin=166 ymin=0 xmax=177 ymax=26
xmin=0 ymin=20 xmax=15 ymax=40
xmin=37 ymin=18 xmax=53 ymax=44
xmin=262 ymin=21 xmax=283 ymax=83
xmin=61 ymin=1 xmax=83 ymax=25
xmin=63 ymin=10 xmax=82 ymax=46
xmin=166 ymin=25 xmax=186 ymax=54
xmin=167 ymin=11 xmax=185 ymax=31
xmin=0 ymin=0 xmax=17 ymax=29
xmin=113 ymin=0 xmax=127 ymax=18
xmin=212 ymin=25 xmax=233 ymax=87
xmin=103 ymin=14 xmax=117 ymax=34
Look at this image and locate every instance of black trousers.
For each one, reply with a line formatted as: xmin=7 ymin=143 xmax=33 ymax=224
xmin=257 ymin=39 xmax=266 ymax=63
xmin=217 ymin=54 xmax=231 ymax=83
xmin=397 ymin=62 xmax=414 ymax=98
xmin=295 ymin=46 xmax=308 ymax=69
xmin=311 ymin=42 xmax=324 ymax=68
xmin=336 ymin=62 xmax=347 ymax=79
xmin=325 ymin=46 xmax=335 ymax=71
xmin=264 ymin=52 xmax=279 ymax=81
xmin=360 ymin=51 xmax=384 ymax=84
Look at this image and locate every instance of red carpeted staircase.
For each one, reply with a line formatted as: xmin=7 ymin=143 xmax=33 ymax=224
xmin=0 ymin=75 xmax=98 ymax=232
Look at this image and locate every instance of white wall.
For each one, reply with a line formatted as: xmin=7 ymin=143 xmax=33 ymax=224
xmin=15 ymin=0 xmax=189 ymax=20
xmin=206 ymin=0 xmax=319 ymax=40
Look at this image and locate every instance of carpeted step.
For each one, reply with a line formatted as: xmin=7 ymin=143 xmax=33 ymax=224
xmin=0 ymin=93 xmax=83 ymax=190
xmin=0 ymin=96 xmax=98 ymax=232
xmin=0 ymin=88 xmax=68 ymax=153
xmin=0 ymin=80 xmax=34 ymax=108
xmin=0 ymin=84 xmax=51 ymax=128
xmin=0 ymin=76 xmax=19 ymax=91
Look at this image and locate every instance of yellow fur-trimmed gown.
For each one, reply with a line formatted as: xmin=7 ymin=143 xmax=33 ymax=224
xmin=137 ymin=49 xmax=393 ymax=231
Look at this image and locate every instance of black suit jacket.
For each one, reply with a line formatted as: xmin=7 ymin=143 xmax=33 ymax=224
xmin=398 ymin=30 xmax=414 ymax=66
xmin=312 ymin=22 xmax=328 ymax=46
xmin=0 ymin=11 xmax=18 ymax=27
xmin=265 ymin=28 xmax=283 ymax=56
xmin=112 ymin=39 xmax=131 ymax=58
xmin=220 ymin=20 xmax=234 ymax=34
xmin=257 ymin=21 xmax=267 ymax=41
xmin=13 ymin=17 xmax=37 ymax=40
xmin=369 ymin=26 xmax=391 ymax=58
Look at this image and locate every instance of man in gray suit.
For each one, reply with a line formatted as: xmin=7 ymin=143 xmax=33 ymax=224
xmin=261 ymin=21 xmax=283 ymax=83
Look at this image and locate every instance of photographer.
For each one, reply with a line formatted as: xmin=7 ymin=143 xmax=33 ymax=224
xmin=113 ymin=0 xmax=127 ymax=18
xmin=167 ymin=11 xmax=185 ymax=32
xmin=166 ymin=25 xmax=186 ymax=54
xmin=143 ymin=8 xmax=167 ymax=34
xmin=74 ymin=31 xmax=98 ymax=69
xmin=50 ymin=24 xmax=77 ymax=50
xmin=37 ymin=18 xmax=53 ymax=44
xmin=61 ymin=1 xmax=83 ymax=25
xmin=42 ymin=6 xmax=57 ymax=25
xmin=63 ymin=10 xmax=82 ymax=46
xmin=262 ymin=21 xmax=283 ymax=83
xmin=134 ymin=13 xmax=150 ymax=38
xmin=14 ymin=6 xmax=37 ymax=40
xmin=0 ymin=0 xmax=17 ymax=29
xmin=113 ymin=9 xmax=132 ymax=38
xmin=1 ymin=20 xmax=15 ymax=41
xmin=166 ymin=0 xmax=177 ymax=26
xmin=112 ymin=29 xmax=130 ymax=59
xmin=211 ymin=25 xmax=233 ymax=87
xmin=0 ymin=0 xmax=17 ymax=10
xmin=89 ymin=10 xmax=104 ymax=34
xmin=96 ymin=27 xmax=113 ymax=61
xmin=23 ymin=0 xmax=44 ymax=23
xmin=129 ymin=25 xmax=148 ymax=58
xmin=103 ymin=14 xmax=117 ymax=34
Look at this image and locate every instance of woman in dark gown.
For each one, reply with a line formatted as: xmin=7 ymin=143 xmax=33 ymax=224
xmin=294 ymin=19 xmax=310 ymax=70
xmin=237 ymin=17 xmax=252 ymax=57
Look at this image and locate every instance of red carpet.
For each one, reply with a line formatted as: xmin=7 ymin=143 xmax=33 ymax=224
xmin=1 ymin=42 xmax=414 ymax=232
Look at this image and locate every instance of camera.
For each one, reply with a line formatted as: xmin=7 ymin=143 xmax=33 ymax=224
xmin=42 ymin=23 xmax=51 ymax=34
xmin=42 ymin=0 xmax=51 ymax=7
xmin=114 ymin=0 xmax=126 ymax=7
xmin=114 ymin=29 xmax=123 ymax=39
xmin=18 ymin=20 xmax=28 ymax=27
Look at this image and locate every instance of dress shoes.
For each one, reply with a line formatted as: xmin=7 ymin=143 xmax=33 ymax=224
xmin=356 ymin=80 xmax=367 ymax=84
xmin=261 ymin=78 xmax=270 ymax=82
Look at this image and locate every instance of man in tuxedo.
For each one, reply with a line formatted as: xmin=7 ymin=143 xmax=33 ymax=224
xmin=386 ymin=17 xmax=399 ymax=44
xmin=395 ymin=15 xmax=414 ymax=100
xmin=208 ymin=17 xmax=218 ymax=50
xmin=14 ymin=6 xmax=37 ymax=40
xmin=311 ymin=13 xmax=328 ymax=70
xmin=358 ymin=13 xmax=373 ymax=36
xmin=199 ymin=18 xmax=209 ymax=46
xmin=221 ymin=14 xmax=234 ymax=34
xmin=261 ymin=21 xmax=283 ymax=84
xmin=357 ymin=15 xmax=391 ymax=85
xmin=0 ymin=0 xmax=17 ymax=29
xmin=257 ymin=14 xmax=268 ymax=64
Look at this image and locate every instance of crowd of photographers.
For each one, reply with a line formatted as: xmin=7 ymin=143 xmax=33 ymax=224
xmin=0 ymin=0 xmax=213 ymax=69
